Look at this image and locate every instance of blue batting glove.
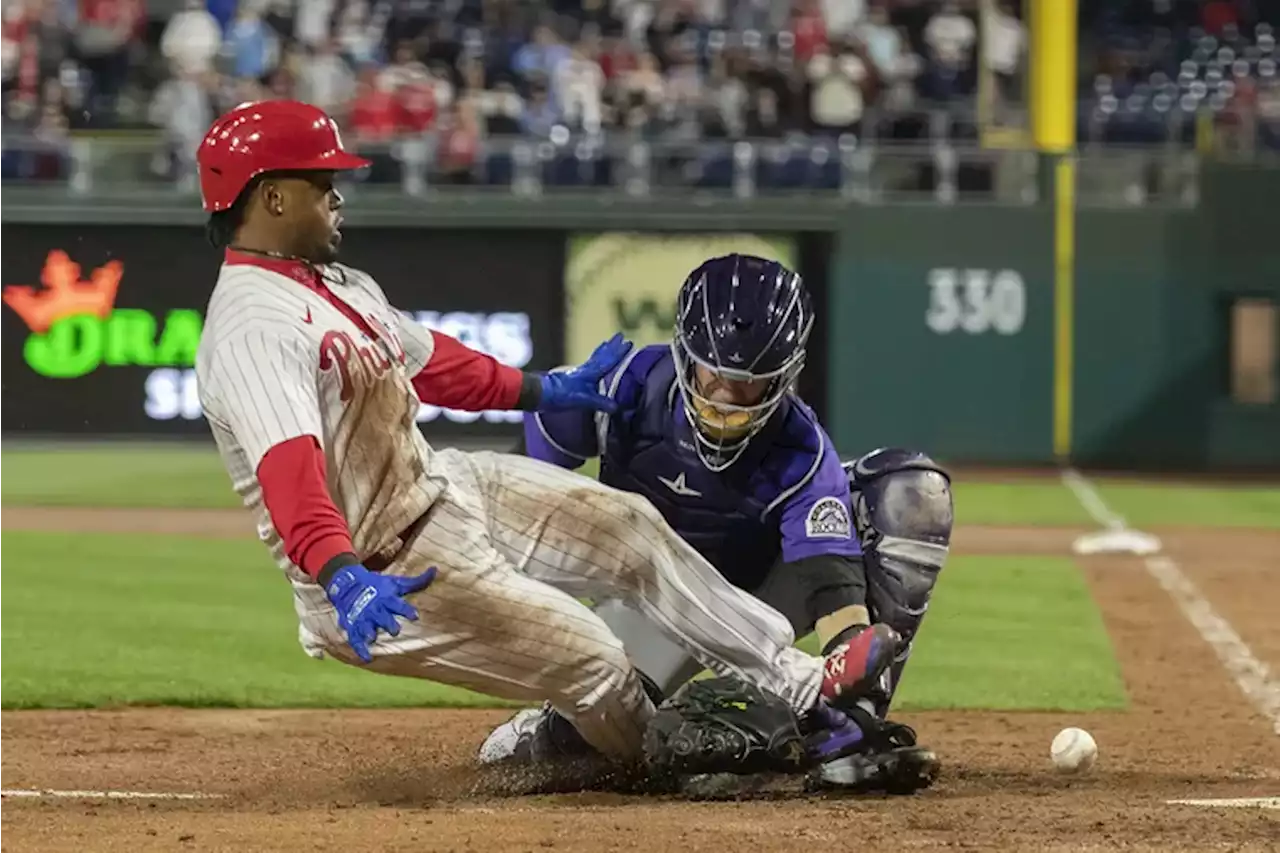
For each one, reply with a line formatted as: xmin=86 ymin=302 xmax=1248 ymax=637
xmin=325 ymin=564 xmax=437 ymax=663
xmin=539 ymin=333 xmax=631 ymax=413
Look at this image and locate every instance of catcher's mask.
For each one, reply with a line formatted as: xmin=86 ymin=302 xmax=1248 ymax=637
xmin=672 ymin=253 xmax=813 ymax=472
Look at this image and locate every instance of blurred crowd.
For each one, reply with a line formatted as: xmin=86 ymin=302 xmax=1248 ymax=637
xmin=1080 ymin=0 xmax=1280 ymax=148
xmin=1 ymin=1 xmax=1013 ymax=151
xmin=1 ymin=1 xmax=1277 ymax=191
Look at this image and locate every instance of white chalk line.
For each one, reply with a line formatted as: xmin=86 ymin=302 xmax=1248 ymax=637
xmin=1061 ymin=468 xmax=1128 ymax=531
xmin=1062 ymin=469 xmax=1280 ymax=738
xmin=1166 ymin=797 xmax=1280 ymax=809
xmin=1 ymin=788 xmax=224 ymax=801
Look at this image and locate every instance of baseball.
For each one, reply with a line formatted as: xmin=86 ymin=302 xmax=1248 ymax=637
xmin=1050 ymin=727 xmax=1097 ymax=773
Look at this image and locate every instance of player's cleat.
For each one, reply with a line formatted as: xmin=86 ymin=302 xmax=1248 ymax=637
xmin=806 ymin=716 xmax=939 ymax=795
xmin=477 ymin=705 xmax=663 ymax=796
xmin=481 ymin=673 xmax=665 ymax=766
xmin=477 ymin=703 xmax=595 ymax=765
xmin=820 ymin=623 xmax=902 ymax=707
xmin=801 ymin=702 xmax=872 ymax=764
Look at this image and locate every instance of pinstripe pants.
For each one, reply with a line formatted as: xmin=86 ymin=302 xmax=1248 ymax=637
xmin=293 ymin=448 xmax=823 ymax=760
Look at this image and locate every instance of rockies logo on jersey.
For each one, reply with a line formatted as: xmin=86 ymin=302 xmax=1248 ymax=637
xmin=804 ymin=496 xmax=852 ymax=539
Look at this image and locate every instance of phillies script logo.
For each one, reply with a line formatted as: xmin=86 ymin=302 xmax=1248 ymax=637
xmin=319 ymin=329 xmax=405 ymax=401
xmin=2 ymin=250 xmax=203 ymax=378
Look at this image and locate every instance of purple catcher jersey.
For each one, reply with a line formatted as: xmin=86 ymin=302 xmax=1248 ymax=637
xmin=525 ymin=344 xmax=859 ymax=591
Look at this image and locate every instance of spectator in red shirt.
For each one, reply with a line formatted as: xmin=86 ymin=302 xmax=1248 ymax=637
xmin=437 ymin=98 xmax=480 ymax=184
xmin=1201 ymin=1 xmax=1240 ymax=38
xmin=791 ymin=0 xmax=829 ymax=64
xmin=79 ymin=0 xmax=145 ymax=35
xmin=14 ymin=32 xmax=39 ymax=112
xmin=397 ymin=73 xmax=439 ymax=133
xmin=348 ymin=68 xmax=400 ymax=144
xmin=599 ymin=35 xmax=637 ymax=82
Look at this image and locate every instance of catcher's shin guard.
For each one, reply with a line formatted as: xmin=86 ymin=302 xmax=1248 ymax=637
xmin=844 ymin=447 xmax=952 ymax=718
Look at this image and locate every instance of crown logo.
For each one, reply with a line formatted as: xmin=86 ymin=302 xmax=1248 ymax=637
xmin=2 ymin=250 xmax=122 ymax=333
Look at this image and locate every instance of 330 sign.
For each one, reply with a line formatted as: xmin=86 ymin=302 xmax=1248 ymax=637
xmin=925 ymin=268 xmax=1027 ymax=336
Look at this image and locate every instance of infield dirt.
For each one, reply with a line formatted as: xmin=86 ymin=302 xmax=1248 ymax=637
xmin=3 ymin=508 xmax=1277 ymax=852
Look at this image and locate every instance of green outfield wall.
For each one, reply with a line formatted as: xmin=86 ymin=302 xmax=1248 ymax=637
xmin=3 ymin=164 xmax=1277 ymax=470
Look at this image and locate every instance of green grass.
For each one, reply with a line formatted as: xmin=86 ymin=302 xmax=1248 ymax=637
xmin=0 ymin=531 xmax=509 ymax=709
xmin=1093 ymin=481 xmax=1280 ymax=529
xmin=1 ymin=534 xmax=1125 ymax=712
xmin=5 ymin=445 xmax=1279 ymax=529
xmin=885 ymin=555 xmax=1127 ymax=711
xmin=789 ymin=555 xmax=1129 ymax=711
xmin=2 ymin=444 xmax=1093 ymax=525
xmin=952 ymin=481 xmax=1093 ymax=526
xmin=2 ymin=446 xmax=240 ymax=509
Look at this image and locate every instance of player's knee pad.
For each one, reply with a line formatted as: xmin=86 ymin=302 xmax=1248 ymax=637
xmin=844 ymin=447 xmax=952 ymax=645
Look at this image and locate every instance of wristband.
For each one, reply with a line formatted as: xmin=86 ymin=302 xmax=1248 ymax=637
xmin=318 ymin=552 xmax=359 ymax=588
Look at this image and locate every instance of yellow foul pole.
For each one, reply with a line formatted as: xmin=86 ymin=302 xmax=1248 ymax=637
xmin=1029 ymin=0 xmax=1078 ymax=461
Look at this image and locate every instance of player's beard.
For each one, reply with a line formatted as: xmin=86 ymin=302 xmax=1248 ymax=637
xmin=316 ymin=232 xmax=341 ymax=264
xmin=304 ymin=223 xmax=341 ymax=264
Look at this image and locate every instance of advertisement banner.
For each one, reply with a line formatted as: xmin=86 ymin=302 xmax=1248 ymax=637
xmin=564 ymin=233 xmax=797 ymax=364
xmin=1 ymin=226 xmax=563 ymax=437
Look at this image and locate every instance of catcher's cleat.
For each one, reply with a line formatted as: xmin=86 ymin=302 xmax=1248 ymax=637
xmin=477 ymin=703 xmax=595 ymax=765
xmin=820 ymin=623 xmax=901 ymax=707
xmin=801 ymin=702 xmax=871 ymax=764
xmin=806 ymin=715 xmax=939 ymax=795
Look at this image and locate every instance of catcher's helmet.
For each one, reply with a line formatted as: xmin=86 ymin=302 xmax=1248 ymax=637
xmin=672 ymin=253 xmax=813 ymax=471
xmin=196 ymin=100 xmax=370 ymax=213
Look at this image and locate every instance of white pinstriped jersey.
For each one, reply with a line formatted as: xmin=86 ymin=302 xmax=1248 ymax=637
xmin=195 ymin=263 xmax=827 ymax=750
xmin=196 ymin=260 xmax=441 ymax=582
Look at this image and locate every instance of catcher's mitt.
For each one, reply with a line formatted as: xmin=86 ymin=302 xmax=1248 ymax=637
xmin=643 ymin=676 xmax=812 ymax=777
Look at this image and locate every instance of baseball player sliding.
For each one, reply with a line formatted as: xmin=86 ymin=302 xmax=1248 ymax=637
xmin=482 ymin=255 xmax=953 ymax=794
xmin=193 ymin=100 xmax=897 ymax=771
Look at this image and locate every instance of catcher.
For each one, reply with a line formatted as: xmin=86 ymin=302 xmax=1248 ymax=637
xmin=480 ymin=254 xmax=952 ymax=793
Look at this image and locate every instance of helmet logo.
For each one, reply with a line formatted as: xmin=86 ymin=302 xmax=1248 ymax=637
xmin=727 ymin=351 xmax=744 ymax=363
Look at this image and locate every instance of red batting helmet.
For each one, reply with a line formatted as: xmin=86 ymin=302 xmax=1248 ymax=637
xmin=196 ymin=100 xmax=371 ymax=213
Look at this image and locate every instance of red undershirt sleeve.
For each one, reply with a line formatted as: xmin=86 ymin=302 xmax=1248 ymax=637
xmin=257 ymin=436 xmax=355 ymax=580
xmin=411 ymin=330 xmax=525 ymax=411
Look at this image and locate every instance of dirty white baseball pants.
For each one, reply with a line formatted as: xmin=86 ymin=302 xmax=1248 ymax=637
xmin=293 ymin=449 xmax=823 ymax=760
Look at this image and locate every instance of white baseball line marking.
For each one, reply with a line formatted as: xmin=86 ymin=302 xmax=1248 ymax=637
xmin=1 ymin=789 xmax=223 ymax=800
xmin=1166 ymin=797 xmax=1280 ymax=809
xmin=1061 ymin=469 xmax=1128 ymax=531
xmin=1061 ymin=469 xmax=1280 ymax=737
